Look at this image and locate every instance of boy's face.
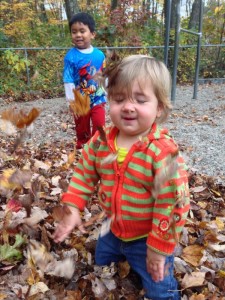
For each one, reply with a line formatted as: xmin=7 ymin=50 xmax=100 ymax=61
xmin=109 ymin=79 xmax=162 ymax=139
xmin=71 ymin=22 xmax=95 ymax=49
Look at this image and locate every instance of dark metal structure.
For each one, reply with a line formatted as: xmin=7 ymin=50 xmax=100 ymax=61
xmin=164 ymin=0 xmax=204 ymax=102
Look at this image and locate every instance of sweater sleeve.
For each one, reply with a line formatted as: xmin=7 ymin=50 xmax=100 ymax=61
xmin=63 ymin=53 xmax=75 ymax=84
xmin=61 ymin=135 xmax=100 ymax=210
xmin=147 ymin=139 xmax=190 ymax=255
xmin=64 ymin=83 xmax=75 ymax=102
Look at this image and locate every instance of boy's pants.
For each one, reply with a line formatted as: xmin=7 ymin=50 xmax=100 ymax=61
xmin=74 ymin=103 xmax=105 ymax=149
xmin=95 ymin=230 xmax=180 ymax=300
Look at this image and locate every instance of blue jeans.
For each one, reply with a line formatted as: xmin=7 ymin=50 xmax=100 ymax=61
xmin=95 ymin=230 xmax=180 ymax=300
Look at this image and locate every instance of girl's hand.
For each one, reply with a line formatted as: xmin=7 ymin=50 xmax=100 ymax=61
xmin=146 ymin=248 xmax=166 ymax=282
xmin=53 ymin=206 xmax=86 ymax=243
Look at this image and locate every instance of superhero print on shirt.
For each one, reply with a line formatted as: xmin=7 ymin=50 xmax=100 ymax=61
xmin=78 ymin=62 xmax=99 ymax=95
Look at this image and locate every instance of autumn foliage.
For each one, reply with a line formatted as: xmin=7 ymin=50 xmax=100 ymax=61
xmin=69 ymin=90 xmax=90 ymax=116
xmin=1 ymin=108 xmax=40 ymax=129
xmin=0 ymin=1 xmax=225 ymax=99
xmin=0 ymin=103 xmax=225 ymax=299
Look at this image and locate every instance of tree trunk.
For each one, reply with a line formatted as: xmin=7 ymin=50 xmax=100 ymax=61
xmin=170 ymin=0 xmax=178 ymax=29
xmin=39 ymin=0 xmax=48 ymax=23
xmin=63 ymin=0 xmax=80 ymax=22
xmin=215 ymin=13 xmax=225 ymax=67
xmin=111 ymin=0 xmax=118 ymax=10
xmin=188 ymin=0 xmax=201 ymax=29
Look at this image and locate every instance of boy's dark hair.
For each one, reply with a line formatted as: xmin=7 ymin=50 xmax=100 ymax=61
xmin=69 ymin=12 xmax=95 ymax=33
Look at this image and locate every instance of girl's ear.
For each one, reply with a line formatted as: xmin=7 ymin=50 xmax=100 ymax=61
xmin=156 ymin=103 xmax=163 ymax=118
xmin=91 ymin=32 xmax=96 ymax=39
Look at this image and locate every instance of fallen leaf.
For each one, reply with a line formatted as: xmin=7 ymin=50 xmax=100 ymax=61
xmin=50 ymin=187 xmax=62 ymax=195
xmin=9 ymin=169 xmax=32 ymax=186
xmin=34 ymin=159 xmax=51 ymax=170
xmin=118 ymin=261 xmax=130 ymax=279
xmin=45 ymin=257 xmax=75 ymax=279
xmin=174 ymin=257 xmax=192 ymax=273
xmin=27 ymin=282 xmax=49 ymax=296
xmin=189 ymin=294 xmax=206 ymax=300
xmin=181 ymin=245 xmax=204 ymax=266
xmin=0 ymin=108 xmax=40 ymax=129
xmin=181 ymin=271 xmax=205 ymax=288
xmin=208 ymin=244 xmax=225 ymax=252
xmin=190 ymin=186 xmax=207 ymax=193
xmin=61 ymin=122 xmax=67 ymax=131
xmin=27 ymin=240 xmax=75 ymax=279
xmin=0 ymin=293 xmax=8 ymax=300
xmin=91 ymin=276 xmax=107 ymax=298
xmin=52 ymin=205 xmax=72 ymax=222
xmin=23 ymin=207 xmax=48 ymax=226
xmin=27 ymin=239 xmax=54 ymax=272
xmin=51 ymin=175 xmax=61 ymax=186
xmin=0 ymin=169 xmax=20 ymax=190
xmin=0 ymin=119 xmax=17 ymax=135
xmin=0 ymin=234 xmax=25 ymax=262
xmin=6 ymin=199 xmax=22 ymax=213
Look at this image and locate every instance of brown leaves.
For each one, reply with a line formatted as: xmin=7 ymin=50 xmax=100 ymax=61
xmin=181 ymin=245 xmax=205 ymax=267
xmin=9 ymin=169 xmax=32 ymax=187
xmin=100 ymin=153 xmax=118 ymax=165
xmin=52 ymin=205 xmax=72 ymax=222
xmin=0 ymin=102 xmax=225 ymax=299
xmin=0 ymin=107 xmax=40 ymax=152
xmin=27 ymin=239 xmax=75 ymax=279
xmin=103 ymin=49 xmax=121 ymax=79
xmin=83 ymin=210 xmax=105 ymax=228
xmin=152 ymin=153 xmax=179 ymax=199
xmin=175 ymin=170 xmax=225 ymax=297
xmin=69 ymin=89 xmax=90 ymax=116
xmin=97 ymin=126 xmax=107 ymax=142
xmin=118 ymin=261 xmax=131 ymax=279
xmin=5 ymin=199 xmax=22 ymax=213
xmin=0 ymin=168 xmax=32 ymax=192
xmin=181 ymin=272 xmax=206 ymax=289
xmin=1 ymin=108 xmax=40 ymax=129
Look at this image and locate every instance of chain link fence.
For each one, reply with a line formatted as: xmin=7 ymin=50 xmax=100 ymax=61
xmin=0 ymin=45 xmax=224 ymax=98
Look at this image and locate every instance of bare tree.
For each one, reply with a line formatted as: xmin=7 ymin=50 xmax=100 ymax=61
xmin=188 ymin=0 xmax=201 ymax=29
xmin=111 ymin=0 xmax=119 ymax=10
xmin=170 ymin=0 xmax=178 ymax=29
xmin=39 ymin=0 xmax=48 ymax=23
xmin=63 ymin=0 xmax=80 ymax=22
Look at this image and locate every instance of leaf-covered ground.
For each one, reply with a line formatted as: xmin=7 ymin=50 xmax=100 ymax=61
xmin=0 ymin=91 xmax=225 ymax=300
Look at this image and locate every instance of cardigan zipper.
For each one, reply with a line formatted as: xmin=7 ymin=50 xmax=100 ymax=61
xmin=111 ymin=168 xmax=122 ymax=235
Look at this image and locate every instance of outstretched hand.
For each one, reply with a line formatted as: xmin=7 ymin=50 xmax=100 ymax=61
xmin=53 ymin=206 xmax=86 ymax=243
xmin=146 ymin=248 xmax=166 ymax=282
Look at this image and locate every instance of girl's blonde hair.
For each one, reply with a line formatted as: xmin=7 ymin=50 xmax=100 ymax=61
xmin=106 ymin=55 xmax=172 ymax=123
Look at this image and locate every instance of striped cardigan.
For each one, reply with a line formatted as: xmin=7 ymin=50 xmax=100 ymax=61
xmin=62 ymin=123 xmax=190 ymax=255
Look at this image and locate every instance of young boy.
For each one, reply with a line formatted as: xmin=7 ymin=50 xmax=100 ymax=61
xmin=54 ymin=55 xmax=190 ymax=299
xmin=63 ymin=12 xmax=107 ymax=149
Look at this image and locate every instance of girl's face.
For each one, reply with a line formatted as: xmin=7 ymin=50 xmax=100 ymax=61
xmin=71 ymin=22 xmax=95 ymax=49
xmin=109 ymin=79 xmax=162 ymax=139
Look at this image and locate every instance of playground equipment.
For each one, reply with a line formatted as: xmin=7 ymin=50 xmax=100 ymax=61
xmin=164 ymin=0 xmax=204 ymax=101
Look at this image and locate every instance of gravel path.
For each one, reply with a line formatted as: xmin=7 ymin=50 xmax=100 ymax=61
xmin=1 ymin=84 xmax=225 ymax=184
xmin=167 ymin=84 xmax=225 ymax=184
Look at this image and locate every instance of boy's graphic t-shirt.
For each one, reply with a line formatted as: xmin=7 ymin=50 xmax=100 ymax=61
xmin=63 ymin=47 xmax=107 ymax=108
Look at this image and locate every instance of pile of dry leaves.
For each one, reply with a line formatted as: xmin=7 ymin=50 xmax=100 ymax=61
xmin=0 ymin=107 xmax=224 ymax=300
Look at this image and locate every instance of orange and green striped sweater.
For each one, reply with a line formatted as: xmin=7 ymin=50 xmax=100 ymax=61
xmin=62 ymin=123 xmax=190 ymax=255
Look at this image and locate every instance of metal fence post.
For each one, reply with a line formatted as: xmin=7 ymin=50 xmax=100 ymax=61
xmin=24 ymin=48 xmax=30 ymax=88
xmin=193 ymin=0 xmax=203 ymax=99
xmin=164 ymin=0 xmax=172 ymax=67
xmin=171 ymin=0 xmax=204 ymax=102
xmin=171 ymin=0 xmax=181 ymax=102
